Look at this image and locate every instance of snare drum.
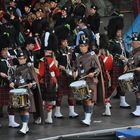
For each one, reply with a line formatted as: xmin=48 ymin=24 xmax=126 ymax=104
xmin=9 ymin=88 xmax=30 ymax=108
xmin=70 ymin=80 xmax=90 ymax=100
xmin=118 ymin=73 xmax=134 ymax=93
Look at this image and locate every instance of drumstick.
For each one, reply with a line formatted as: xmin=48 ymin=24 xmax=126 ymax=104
xmin=127 ymin=69 xmax=136 ymax=72
xmin=18 ymin=82 xmax=36 ymax=88
xmin=79 ymin=75 xmax=88 ymax=80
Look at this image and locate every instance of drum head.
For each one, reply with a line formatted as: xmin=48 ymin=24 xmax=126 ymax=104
xmin=70 ymin=80 xmax=86 ymax=88
xmin=118 ymin=73 xmax=134 ymax=80
xmin=10 ymin=88 xmax=28 ymax=95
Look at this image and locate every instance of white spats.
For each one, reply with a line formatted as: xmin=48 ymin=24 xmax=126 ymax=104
xmin=54 ymin=106 xmax=63 ymax=118
xmin=19 ymin=122 xmax=29 ymax=135
xmin=69 ymin=106 xmax=79 ymax=118
xmin=120 ymin=96 xmax=131 ymax=108
xmin=8 ymin=115 xmax=20 ymax=128
xmin=81 ymin=113 xmax=92 ymax=126
xmin=34 ymin=117 xmax=41 ymax=124
xmin=132 ymin=106 xmax=140 ymax=117
xmin=45 ymin=110 xmax=53 ymax=124
xmin=102 ymin=103 xmax=111 ymax=116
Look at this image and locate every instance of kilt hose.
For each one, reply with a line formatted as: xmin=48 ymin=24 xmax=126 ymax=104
xmin=111 ymin=64 xmax=124 ymax=88
xmin=0 ymin=87 xmax=10 ymax=106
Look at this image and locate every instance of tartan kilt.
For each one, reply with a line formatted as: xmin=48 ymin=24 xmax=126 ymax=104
xmin=58 ymin=72 xmax=74 ymax=95
xmin=111 ymin=63 xmax=124 ymax=89
xmin=40 ymin=83 xmax=56 ymax=101
xmin=0 ymin=87 xmax=10 ymax=106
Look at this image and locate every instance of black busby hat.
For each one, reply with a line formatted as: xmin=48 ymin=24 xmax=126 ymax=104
xmin=54 ymin=24 xmax=70 ymax=44
xmin=44 ymin=32 xmax=58 ymax=52
xmin=99 ymin=34 xmax=109 ymax=49
xmin=107 ymin=16 xmax=124 ymax=40
xmin=132 ymin=32 xmax=140 ymax=41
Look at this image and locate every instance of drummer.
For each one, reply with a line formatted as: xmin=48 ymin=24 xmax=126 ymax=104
xmin=54 ymin=37 xmax=79 ymax=119
xmin=73 ymin=36 xmax=100 ymax=126
xmin=131 ymin=33 xmax=140 ymax=116
xmin=9 ymin=52 xmax=36 ymax=135
xmin=0 ymin=34 xmax=20 ymax=128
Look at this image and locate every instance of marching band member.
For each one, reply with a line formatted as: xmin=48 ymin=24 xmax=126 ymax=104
xmin=99 ymin=34 xmax=113 ymax=116
xmin=73 ymin=37 xmax=100 ymax=126
xmin=39 ymin=48 xmax=60 ymax=123
xmin=9 ymin=52 xmax=36 ymax=135
xmin=54 ymin=37 xmax=79 ymax=118
xmin=107 ymin=16 xmax=130 ymax=108
xmin=0 ymin=34 xmax=19 ymax=128
xmin=108 ymin=28 xmax=130 ymax=108
xmin=131 ymin=33 xmax=140 ymax=116
xmin=22 ymin=37 xmax=42 ymax=124
xmin=39 ymin=31 xmax=60 ymax=123
xmin=22 ymin=37 xmax=35 ymax=64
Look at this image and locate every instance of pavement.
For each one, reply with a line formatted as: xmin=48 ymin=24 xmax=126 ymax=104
xmin=0 ymin=88 xmax=140 ymax=140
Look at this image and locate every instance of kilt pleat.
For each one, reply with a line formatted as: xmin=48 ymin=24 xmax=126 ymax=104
xmin=58 ymin=73 xmax=74 ymax=95
xmin=111 ymin=64 xmax=124 ymax=88
xmin=0 ymin=87 xmax=10 ymax=106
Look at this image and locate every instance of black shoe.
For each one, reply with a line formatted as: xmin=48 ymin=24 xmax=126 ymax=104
xmin=81 ymin=121 xmax=90 ymax=126
xmin=130 ymin=112 xmax=140 ymax=117
xmin=54 ymin=116 xmax=64 ymax=119
xmin=9 ymin=125 xmax=20 ymax=128
xmin=17 ymin=130 xmax=26 ymax=136
xmin=69 ymin=115 xmax=79 ymax=119
xmin=120 ymin=106 xmax=131 ymax=109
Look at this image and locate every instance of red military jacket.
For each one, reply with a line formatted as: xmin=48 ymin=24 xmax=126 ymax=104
xmin=39 ymin=56 xmax=60 ymax=81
